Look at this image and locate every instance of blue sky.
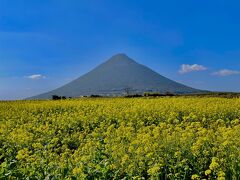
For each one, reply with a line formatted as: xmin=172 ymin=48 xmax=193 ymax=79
xmin=1 ymin=0 xmax=240 ymax=100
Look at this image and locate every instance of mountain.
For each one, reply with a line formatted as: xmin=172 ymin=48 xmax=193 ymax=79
xmin=28 ymin=53 xmax=203 ymax=99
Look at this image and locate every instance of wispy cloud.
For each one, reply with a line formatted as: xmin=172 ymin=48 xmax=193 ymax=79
xmin=212 ymin=69 xmax=240 ymax=76
xmin=26 ymin=74 xmax=46 ymax=80
xmin=179 ymin=64 xmax=207 ymax=74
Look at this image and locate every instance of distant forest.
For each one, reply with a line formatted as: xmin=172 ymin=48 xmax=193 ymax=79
xmin=51 ymin=92 xmax=240 ymax=100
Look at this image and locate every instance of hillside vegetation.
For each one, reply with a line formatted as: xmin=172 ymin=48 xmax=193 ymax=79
xmin=0 ymin=98 xmax=240 ymax=179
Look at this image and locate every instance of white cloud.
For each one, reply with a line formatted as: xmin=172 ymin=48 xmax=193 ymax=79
xmin=26 ymin=74 xmax=46 ymax=80
xmin=179 ymin=64 xmax=207 ymax=74
xmin=212 ymin=69 xmax=240 ymax=76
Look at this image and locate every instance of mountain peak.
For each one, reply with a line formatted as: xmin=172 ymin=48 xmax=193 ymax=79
xmin=107 ymin=53 xmax=136 ymax=64
xmin=112 ymin=53 xmax=129 ymax=58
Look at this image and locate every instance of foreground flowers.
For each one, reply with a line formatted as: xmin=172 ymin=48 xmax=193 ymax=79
xmin=0 ymin=97 xmax=240 ymax=179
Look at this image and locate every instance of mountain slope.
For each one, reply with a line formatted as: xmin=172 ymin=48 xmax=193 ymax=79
xmin=28 ymin=54 xmax=203 ymax=99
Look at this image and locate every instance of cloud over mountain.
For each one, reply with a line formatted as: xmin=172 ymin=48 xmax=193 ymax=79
xmin=26 ymin=74 xmax=46 ymax=80
xmin=212 ymin=69 xmax=240 ymax=76
xmin=179 ymin=64 xmax=207 ymax=74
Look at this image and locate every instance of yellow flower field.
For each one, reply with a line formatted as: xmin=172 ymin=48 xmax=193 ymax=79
xmin=0 ymin=97 xmax=240 ymax=179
